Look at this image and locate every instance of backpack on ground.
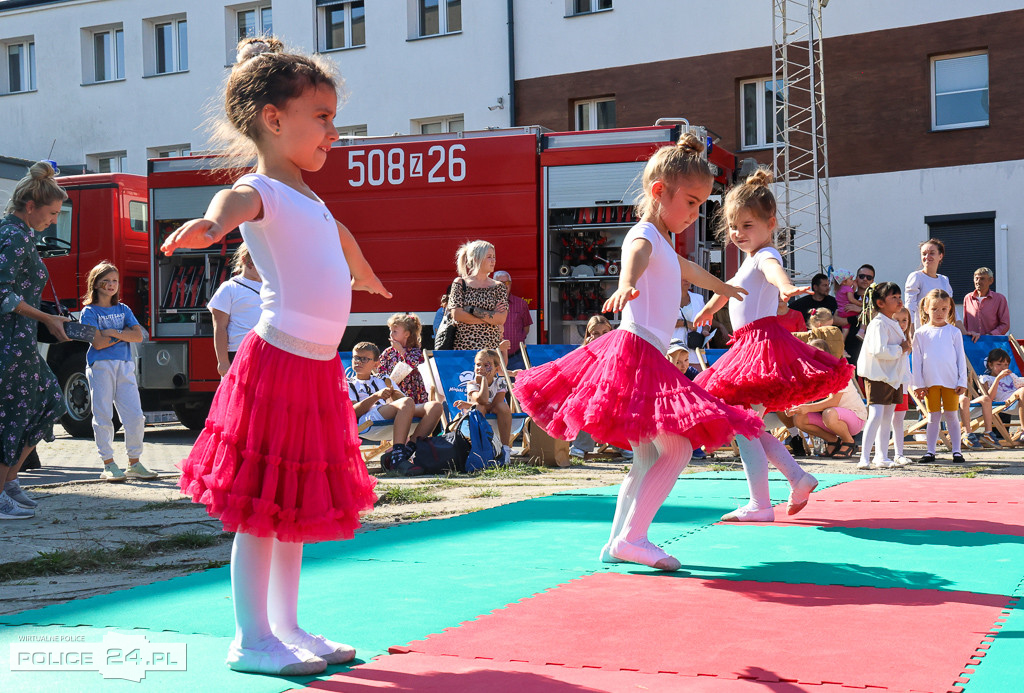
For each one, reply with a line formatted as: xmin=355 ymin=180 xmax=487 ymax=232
xmin=461 ymin=409 xmax=498 ymax=472
xmin=412 ymin=433 xmax=466 ymax=475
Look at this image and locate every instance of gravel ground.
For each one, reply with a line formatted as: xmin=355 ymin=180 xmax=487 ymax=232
xmin=2 ymin=423 xmax=1022 ymax=615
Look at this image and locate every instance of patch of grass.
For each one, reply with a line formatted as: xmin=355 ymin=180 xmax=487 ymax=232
xmin=129 ymin=499 xmax=188 ymax=513
xmin=472 ymin=463 xmax=547 ymax=479
xmin=0 ymin=531 xmax=230 ymax=583
xmin=375 ymin=485 xmax=443 ymax=505
xmin=709 ymin=464 xmax=735 ymax=472
xmin=407 ymin=509 xmax=457 ymax=521
xmin=418 ymin=478 xmax=466 ymax=489
xmin=469 ymin=488 xmax=502 ymax=498
xmin=961 ymin=466 xmax=986 ymax=478
xmin=102 ymin=512 xmax=117 ymax=520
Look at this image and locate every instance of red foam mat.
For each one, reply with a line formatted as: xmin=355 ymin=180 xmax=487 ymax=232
xmin=309 ymin=652 xmax=894 ymax=692
xmin=740 ymin=498 xmax=1024 ymax=535
xmin=393 ymin=573 xmax=1006 ymax=690
xmin=813 ymin=476 xmax=1024 ymax=504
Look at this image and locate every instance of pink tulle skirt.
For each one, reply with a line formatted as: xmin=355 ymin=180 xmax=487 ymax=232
xmin=178 ymin=332 xmax=377 ymax=543
xmin=512 ymin=329 xmax=763 ymax=451
xmin=694 ymin=315 xmax=854 ymax=412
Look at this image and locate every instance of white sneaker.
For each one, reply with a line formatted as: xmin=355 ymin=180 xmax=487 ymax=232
xmin=871 ymin=459 xmax=894 ymax=469
xmin=721 ymin=505 xmax=775 ymax=522
xmin=99 ymin=464 xmax=127 ymax=482
xmin=609 ymin=537 xmax=681 ymax=571
xmin=501 ymin=446 xmax=511 ymax=466
xmin=892 ymin=455 xmax=912 ymax=467
xmin=0 ymin=490 xmax=35 ymax=520
xmin=4 ymin=480 xmax=37 ymax=509
xmin=856 ymin=459 xmax=871 ymax=470
xmin=125 ymin=462 xmax=158 ymax=480
xmin=570 ymin=446 xmax=587 ymax=458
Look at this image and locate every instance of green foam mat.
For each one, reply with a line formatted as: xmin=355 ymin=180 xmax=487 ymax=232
xmin=653 ymin=523 xmax=1024 ymax=595
xmin=554 ymin=472 xmax=857 ymax=500
xmin=961 ymin=598 xmax=1024 ymax=692
xmin=0 ymin=623 xmax=343 ymax=692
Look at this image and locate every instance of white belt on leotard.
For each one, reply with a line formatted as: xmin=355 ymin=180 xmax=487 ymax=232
xmin=618 ymin=321 xmax=668 ymax=355
xmin=254 ymin=317 xmax=339 ymax=361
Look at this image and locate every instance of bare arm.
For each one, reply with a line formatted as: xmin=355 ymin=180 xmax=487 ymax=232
xmin=678 ymin=256 xmax=747 ymax=303
xmin=91 ymin=324 xmax=144 ymax=349
xmin=335 ymin=219 xmax=392 ymax=298
xmin=11 ymin=300 xmax=69 ymax=341
xmin=160 ymin=187 xmax=262 ymax=254
xmin=602 ymin=237 xmax=651 ymax=313
xmin=761 ymin=256 xmax=809 ymax=301
xmin=211 ymin=309 xmax=231 ymax=376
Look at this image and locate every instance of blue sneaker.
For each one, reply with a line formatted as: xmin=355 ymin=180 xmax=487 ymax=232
xmin=964 ymin=433 xmax=981 ymax=449
xmin=691 ymin=448 xmax=707 ymax=459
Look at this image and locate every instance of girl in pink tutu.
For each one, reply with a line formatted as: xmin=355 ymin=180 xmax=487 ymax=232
xmin=514 ymin=134 xmax=763 ymax=571
xmin=693 ymin=169 xmax=854 ymax=521
xmin=160 ymin=37 xmax=389 ymax=676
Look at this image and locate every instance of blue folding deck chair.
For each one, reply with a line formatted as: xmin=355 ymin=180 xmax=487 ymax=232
xmin=424 ymin=350 xmax=529 ymax=444
xmin=521 ymin=343 xmax=577 ymax=369
xmin=962 ymin=334 xmax=1023 ymax=442
xmin=695 ymin=347 xmax=727 ymax=371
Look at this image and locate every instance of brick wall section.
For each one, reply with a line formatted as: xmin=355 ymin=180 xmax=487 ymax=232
xmin=514 ymin=9 xmax=1024 ymax=177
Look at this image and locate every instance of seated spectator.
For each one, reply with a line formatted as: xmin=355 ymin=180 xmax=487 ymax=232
xmin=786 ymin=339 xmax=867 ymax=458
xmin=348 ymin=341 xmax=443 ymax=468
xmin=667 ymin=339 xmax=699 ymax=380
xmin=789 ymin=273 xmax=840 ymax=324
xmin=963 ymin=267 xmax=1009 ymax=341
xmin=585 ymin=314 xmax=612 ymax=343
xmin=969 ymin=348 xmax=1024 ymax=447
xmin=455 ymin=348 xmax=513 ymax=465
xmin=776 ymin=296 xmax=807 ymax=333
xmin=793 ymin=308 xmax=845 ymax=360
xmin=378 ymin=313 xmax=428 ymax=405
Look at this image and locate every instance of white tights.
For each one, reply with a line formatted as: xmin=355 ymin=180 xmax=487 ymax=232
xmin=926 ymin=411 xmax=961 ymax=455
xmin=735 ymin=430 xmax=809 ymax=510
xmin=605 ymin=432 xmax=692 ymax=547
xmin=231 ymin=532 xmax=308 ymax=649
xmin=860 ymin=404 xmax=896 ymax=464
xmin=891 ymin=410 xmax=907 ymax=457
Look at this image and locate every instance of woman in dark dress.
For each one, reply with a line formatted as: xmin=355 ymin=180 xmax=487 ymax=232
xmin=0 ymin=161 xmax=70 ymax=519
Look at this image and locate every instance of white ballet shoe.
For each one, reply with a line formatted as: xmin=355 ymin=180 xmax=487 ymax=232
xmin=856 ymin=459 xmax=871 ymax=470
xmin=871 ymin=458 xmax=894 ymax=469
xmin=609 ymin=538 xmax=681 ymax=571
xmin=275 ymin=629 xmax=355 ymax=665
xmin=721 ymin=505 xmax=775 ymax=522
xmin=226 ymin=636 xmax=327 ymax=676
xmin=598 ymin=543 xmax=624 ymax=563
xmin=787 ymin=473 xmax=818 ymax=516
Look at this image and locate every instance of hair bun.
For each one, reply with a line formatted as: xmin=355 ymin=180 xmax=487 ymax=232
xmin=29 ymin=161 xmax=56 ymax=181
xmin=745 ymin=168 xmax=774 ymax=187
xmin=236 ymin=36 xmax=283 ymax=63
xmin=676 ymin=132 xmax=706 ymax=156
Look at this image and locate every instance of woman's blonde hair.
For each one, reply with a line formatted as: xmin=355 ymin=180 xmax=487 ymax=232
xmin=208 ymin=37 xmax=341 ymax=169
xmin=387 ymin=312 xmax=422 ymax=349
xmin=82 ymin=261 xmax=120 ymax=306
xmin=584 ymin=314 xmax=612 ymax=345
xmin=230 ymin=242 xmax=253 ymax=275
xmin=716 ymin=168 xmax=777 ymax=245
xmin=808 ymin=307 xmax=833 ymax=329
xmin=634 ymin=132 xmax=714 ymax=219
xmin=919 ymin=288 xmax=955 ymax=326
xmin=455 ymin=240 xmax=494 ymax=279
xmin=5 ymin=161 xmax=68 ymax=214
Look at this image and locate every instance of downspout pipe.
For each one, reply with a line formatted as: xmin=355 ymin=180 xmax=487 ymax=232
xmin=507 ymin=0 xmax=516 ymax=127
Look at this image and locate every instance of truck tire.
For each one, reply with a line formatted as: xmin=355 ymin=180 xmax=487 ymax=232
xmin=173 ymin=397 xmax=212 ymax=432
xmin=55 ymin=353 xmax=120 ymax=438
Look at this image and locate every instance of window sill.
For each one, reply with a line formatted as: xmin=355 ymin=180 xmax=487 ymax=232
xmin=930 ymin=123 xmax=989 ymax=133
xmin=739 ymin=143 xmax=779 ymax=152
xmin=82 ymin=77 xmax=127 ymax=87
xmin=0 ymin=88 xmax=38 ymax=97
xmin=565 ymin=8 xmax=613 ymax=18
xmin=318 ymin=44 xmax=366 ymax=54
xmin=407 ymin=30 xmax=462 ymax=42
xmin=142 ymin=69 xmax=189 ymax=79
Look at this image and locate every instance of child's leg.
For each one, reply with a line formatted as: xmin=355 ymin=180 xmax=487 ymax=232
xmin=268 ymin=539 xmax=355 ymax=664
xmin=873 ymin=404 xmax=896 ymax=464
xmin=941 ymin=389 xmax=962 ymax=455
xmin=87 ymin=362 xmax=117 ymax=464
xmin=891 ymin=410 xmax=908 ymax=456
xmin=382 ymin=398 xmax=416 ymax=445
xmin=112 ymin=363 xmax=146 ymax=462
xmin=492 ymin=399 xmax=512 ymax=447
xmin=925 ymin=412 xmax=942 ymax=455
xmin=758 ymin=430 xmax=818 ymax=514
xmin=599 ymin=438 xmax=655 ymax=563
xmin=611 ymin=432 xmax=691 ymax=570
xmin=411 ymin=401 xmax=443 ymax=440
xmin=859 ymin=404 xmax=886 ymax=466
xmin=725 ymin=433 xmax=774 ymax=521
xmin=227 ymin=533 xmax=324 ymax=675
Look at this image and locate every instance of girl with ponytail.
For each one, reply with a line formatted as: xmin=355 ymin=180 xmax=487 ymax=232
xmin=693 ymin=168 xmax=854 ymax=521
xmin=515 ymin=133 xmax=762 ymax=572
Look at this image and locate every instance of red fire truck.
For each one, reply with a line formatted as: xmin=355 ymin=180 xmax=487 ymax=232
xmin=43 ymin=122 xmax=740 ymax=436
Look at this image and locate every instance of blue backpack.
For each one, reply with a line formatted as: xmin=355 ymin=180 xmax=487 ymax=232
xmin=460 ymin=409 xmax=498 ymax=472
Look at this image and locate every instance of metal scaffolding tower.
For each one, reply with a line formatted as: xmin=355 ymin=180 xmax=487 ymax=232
xmin=772 ymin=0 xmax=832 ymax=281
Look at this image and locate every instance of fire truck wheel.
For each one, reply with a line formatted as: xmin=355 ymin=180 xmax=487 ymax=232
xmin=56 ymin=354 xmax=120 ymax=438
xmin=173 ymin=398 xmax=212 ymax=432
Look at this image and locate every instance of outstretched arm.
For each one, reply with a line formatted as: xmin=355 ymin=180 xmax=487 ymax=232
xmin=602 ymin=237 xmax=651 ymax=313
xmin=678 ymin=256 xmax=747 ymax=303
xmin=761 ymin=256 xmax=810 ymax=301
xmin=336 ymin=220 xmax=392 ymax=298
xmin=160 ymin=187 xmax=262 ymax=255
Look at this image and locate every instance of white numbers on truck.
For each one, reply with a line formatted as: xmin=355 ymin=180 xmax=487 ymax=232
xmin=347 ymin=145 xmax=467 ymax=187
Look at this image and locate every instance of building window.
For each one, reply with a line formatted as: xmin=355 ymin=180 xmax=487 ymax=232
xmin=85 ymin=26 xmax=125 ymax=83
xmin=574 ymin=98 xmax=615 ymax=131
xmin=417 ymin=0 xmax=461 ymax=38
xmin=146 ymin=16 xmax=187 ymax=75
xmin=932 ymin=51 xmax=988 ymax=131
xmin=91 ymin=152 xmax=128 ymax=173
xmin=149 ymin=145 xmax=191 ymax=159
xmin=740 ymin=77 xmax=785 ymax=150
xmin=319 ymin=1 xmax=365 ymax=51
xmin=416 ymin=115 xmax=464 ymax=134
xmin=237 ymin=4 xmax=273 ymax=42
xmin=337 ymin=125 xmax=368 ymax=137
xmin=568 ymin=0 xmax=612 ymax=16
xmin=3 ymin=37 xmax=36 ymax=93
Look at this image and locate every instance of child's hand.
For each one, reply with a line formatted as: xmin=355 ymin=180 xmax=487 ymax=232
xmin=454 ymin=400 xmax=472 ymax=411
xmin=389 ymin=338 xmax=405 ymax=355
xmin=602 ymin=287 xmax=639 ymax=313
xmin=914 ymin=388 xmax=928 ymax=400
xmin=374 ymin=387 xmax=392 ymax=401
xmin=719 ymin=284 xmax=748 ymax=303
xmin=161 ymin=219 xmax=221 ymax=255
xmin=956 ymin=386 xmax=967 ymax=396
xmin=996 ymin=369 xmax=1011 ymax=381
xmin=900 ymin=339 xmax=911 ymax=354
xmin=353 ymin=272 xmax=393 ymax=299
xmin=692 ymin=305 xmax=715 ymax=327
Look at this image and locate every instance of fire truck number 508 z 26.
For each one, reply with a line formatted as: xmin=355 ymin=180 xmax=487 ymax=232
xmin=347 ymin=144 xmax=467 ymax=187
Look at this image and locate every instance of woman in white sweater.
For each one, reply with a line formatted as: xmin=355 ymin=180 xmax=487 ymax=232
xmin=911 ymin=289 xmax=967 ymax=464
xmin=904 ymin=238 xmax=955 ymax=328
